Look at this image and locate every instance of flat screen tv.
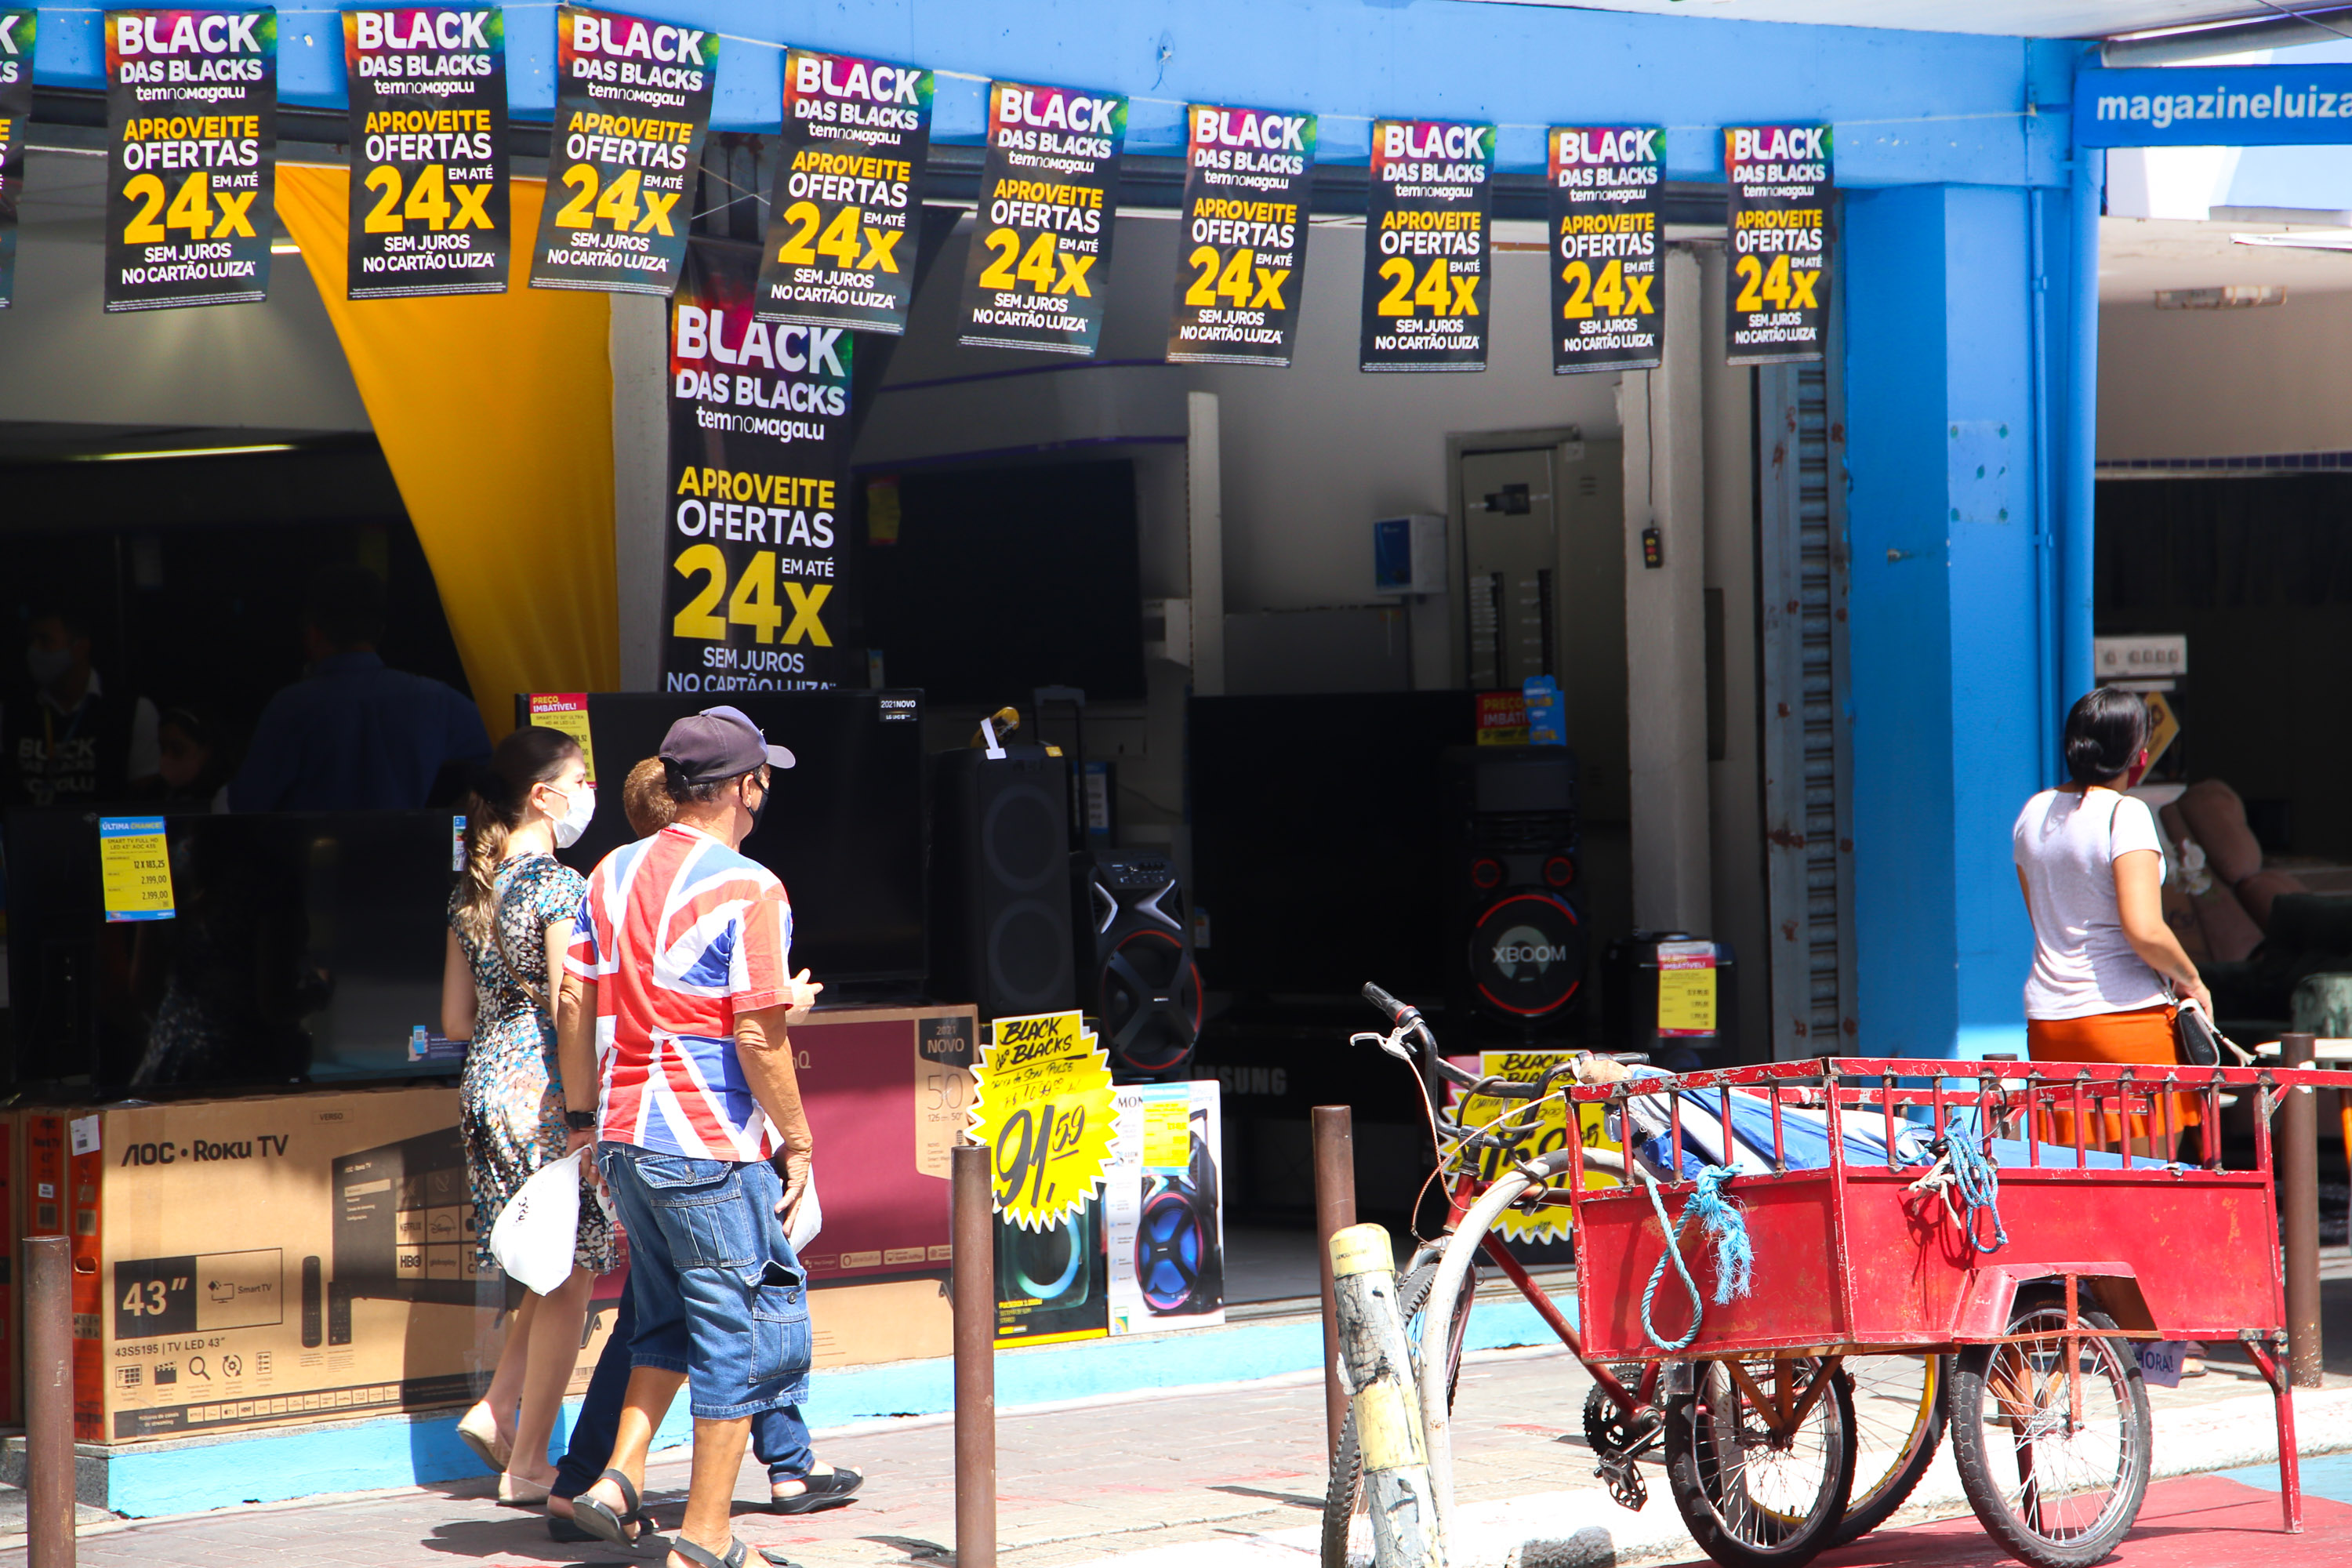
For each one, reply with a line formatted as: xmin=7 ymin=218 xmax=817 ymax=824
xmin=858 ymin=459 xmax=1145 ymax=704
xmin=557 ymin=689 xmax=927 ymax=990
xmin=4 ymin=807 xmax=463 ymax=1093
xmin=1188 ymin=691 xmax=1475 ymax=1002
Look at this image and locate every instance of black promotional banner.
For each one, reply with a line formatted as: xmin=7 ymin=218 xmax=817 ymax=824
xmin=1360 ymin=118 xmax=1491 ymax=373
xmin=1724 ymin=124 xmax=1831 ymax=365
xmin=662 ymin=239 xmax=854 ymax=694
xmin=103 ymin=9 xmax=275 ymax=312
xmin=754 ymin=47 xmax=932 ymax=333
xmin=1166 ymin=103 xmax=1314 ymax=366
xmin=343 ymin=8 xmax=506 ymax=299
xmin=957 ymin=80 xmax=1127 ymax=356
xmin=1548 ymin=125 xmax=1663 ymax=375
xmin=0 ymin=8 xmax=31 ymax=309
xmin=529 ymin=3 xmax=715 ymax=295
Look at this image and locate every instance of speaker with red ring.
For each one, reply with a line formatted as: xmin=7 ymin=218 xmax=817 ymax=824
xmin=1444 ymin=746 xmax=1584 ymax=1030
xmin=1073 ymin=849 xmax=1203 ymax=1080
xmin=1466 ymin=889 xmax=1587 ymax=1019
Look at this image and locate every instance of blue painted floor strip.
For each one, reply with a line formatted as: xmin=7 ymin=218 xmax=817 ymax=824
xmin=2220 ymin=1449 xmax=2352 ymax=1508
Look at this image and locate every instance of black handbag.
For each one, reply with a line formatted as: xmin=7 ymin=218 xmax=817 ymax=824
xmin=2172 ymin=994 xmax=2250 ymax=1069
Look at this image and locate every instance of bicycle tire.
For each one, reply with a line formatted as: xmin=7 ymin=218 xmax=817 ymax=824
xmin=1319 ymin=1257 xmax=1472 ymax=1568
xmin=1947 ymin=1291 xmax=2151 ymax=1568
xmin=1663 ymin=1356 xmax=1857 ymax=1568
xmin=1829 ymin=1353 xmax=1948 ymax=1547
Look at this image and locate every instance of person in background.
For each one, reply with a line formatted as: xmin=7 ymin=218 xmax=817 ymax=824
xmin=4 ymin=603 xmax=161 ymax=808
xmin=556 ymin=709 xmax=834 ymax=1567
xmin=229 ymin=562 xmax=489 ymax=811
xmin=139 ymin=706 xmax=236 ymax=810
xmin=442 ymin=726 xmax=619 ymax=1504
xmin=2016 ymin=686 xmax=2210 ymax=1163
xmin=544 ymin=757 xmax=860 ymax=1544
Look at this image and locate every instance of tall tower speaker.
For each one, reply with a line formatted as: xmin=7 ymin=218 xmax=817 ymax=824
xmin=1073 ymin=848 xmax=1202 ymax=1080
xmin=931 ymin=746 xmax=1076 ymax=1022
xmin=1444 ymin=746 xmax=1585 ymax=1030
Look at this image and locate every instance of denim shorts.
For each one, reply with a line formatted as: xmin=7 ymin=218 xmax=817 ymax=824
xmin=597 ymin=1142 xmax=811 ymax=1420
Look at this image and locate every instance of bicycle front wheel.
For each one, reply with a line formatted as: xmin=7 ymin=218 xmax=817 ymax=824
xmin=1663 ymin=1355 xmax=1857 ymax=1568
xmin=1831 ymin=1353 xmax=1947 ymax=1546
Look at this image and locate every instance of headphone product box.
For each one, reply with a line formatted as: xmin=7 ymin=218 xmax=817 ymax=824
xmin=1104 ymin=1080 xmax=1225 ymax=1336
xmin=18 ymin=1087 xmax=608 ymax=1445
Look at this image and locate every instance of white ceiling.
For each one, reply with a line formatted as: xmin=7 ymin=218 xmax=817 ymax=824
xmin=2100 ymin=214 xmax=2352 ymax=299
xmin=1461 ymin=2 xmax=2330 ymax=41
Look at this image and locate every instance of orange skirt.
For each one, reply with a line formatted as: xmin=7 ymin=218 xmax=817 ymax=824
xmin=2027 ymin=1004 xmax=2199 ymax=1147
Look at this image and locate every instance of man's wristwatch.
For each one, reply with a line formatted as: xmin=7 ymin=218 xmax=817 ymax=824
xmin=565 ymin=1110 xmax=597 ymax=1131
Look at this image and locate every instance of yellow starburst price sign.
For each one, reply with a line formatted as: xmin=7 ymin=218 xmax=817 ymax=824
xmin=1450 ymin=1049 xmax=1621 ymax=1243
xmin=969 ymin=1010 xmax=1119 ymax=1231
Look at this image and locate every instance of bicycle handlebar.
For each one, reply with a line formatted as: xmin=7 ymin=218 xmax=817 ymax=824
xmin=1361 ymin=981 xmax=1414 ymax=1026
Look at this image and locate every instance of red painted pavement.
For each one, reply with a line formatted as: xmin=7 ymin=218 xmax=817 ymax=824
xmin=1815 ymin=1474 xmax=2352 ymax=1568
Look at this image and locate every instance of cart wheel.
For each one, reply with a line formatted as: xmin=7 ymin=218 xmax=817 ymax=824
xmin=1949 ymin=1290 xmax=2152 ymax=1568
xmin=1830 ymin=1354 xmax=1949 ymax=1546
xmin=1321 ymin=1256 xmax=1474 ymax=1568
xmin=1663 ymin=1356 xmax=1857 ymax=1568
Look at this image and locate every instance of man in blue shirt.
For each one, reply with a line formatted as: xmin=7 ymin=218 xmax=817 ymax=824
xmin=230 ymin=564 xmax=490 ymax=811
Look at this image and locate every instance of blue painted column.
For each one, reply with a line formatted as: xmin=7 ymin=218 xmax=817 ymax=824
xmin=1843 ymin=185 xmax=2048 ymax=1060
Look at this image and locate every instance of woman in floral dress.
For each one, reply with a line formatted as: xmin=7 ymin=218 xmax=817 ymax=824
xmin=438 ymin=725 xmax=618 ymax=1504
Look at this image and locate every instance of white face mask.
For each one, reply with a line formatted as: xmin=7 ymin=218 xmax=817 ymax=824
xmin=551 ymin=782 xmax=596 ymax=848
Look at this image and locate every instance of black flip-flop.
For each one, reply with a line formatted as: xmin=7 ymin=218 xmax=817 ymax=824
xmin=569 ymin=1468 xmax=649 ymax=1547
xmin=668 ymin=1535 xmax=798 ymax=1568
xmin=767 ymin=1467 xmax=862 ymax=1515
xmin=547 ymin=1508 xmax=647 ymax=1544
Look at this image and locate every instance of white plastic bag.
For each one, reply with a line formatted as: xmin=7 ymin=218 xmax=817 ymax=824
xmin=490 ymin=1148 xmax=584 ymax=1295
xmin=786 ymin=1167 xmax=822 ymax=1253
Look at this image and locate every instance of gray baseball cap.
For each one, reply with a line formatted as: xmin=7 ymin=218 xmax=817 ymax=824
xmin=659 ymin=705 xmax=795 ymax=786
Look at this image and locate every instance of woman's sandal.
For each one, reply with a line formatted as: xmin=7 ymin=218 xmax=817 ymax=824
xmin=768 ymin=1466 xmax=863 ymax=1515
xmin=669 ymin=1537 xmax=799 ymax=1568
xmin=569 ymin=1468 xmax=651 ymax=1547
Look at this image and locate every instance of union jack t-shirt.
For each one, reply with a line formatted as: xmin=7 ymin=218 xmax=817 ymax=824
xmin=566 ymin=822 xmax=793 ymax=1160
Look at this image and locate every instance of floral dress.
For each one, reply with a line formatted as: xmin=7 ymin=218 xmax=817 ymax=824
xmin=448 ymin=853 xmax=619 ymax=1276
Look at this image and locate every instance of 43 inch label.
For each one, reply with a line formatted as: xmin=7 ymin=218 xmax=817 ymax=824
xmin=671 ymin=545 xmax=833 ymax=647
xmin=122 ymin=171 xmax=259 ymax=243
xmin=975 ymin=226 xmax=1095 ymax=296
xmin=1375 ymin=254 xmax=1479 ymax=317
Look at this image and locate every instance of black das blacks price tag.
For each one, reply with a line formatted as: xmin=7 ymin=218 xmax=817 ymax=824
xmin=343 ymin=7 xmax=508 ymax=298
xmin=1548 ymin=125 xmax=1664 ymax=375
xmin=1360 ymin=118 xmax=1491 ymax=373
xmin=1724 ymin=124 xmax=1832 ymax=365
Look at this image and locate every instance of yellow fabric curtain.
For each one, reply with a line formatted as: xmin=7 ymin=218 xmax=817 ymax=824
xmin=277 ymin=168 xmax=617 ymax=739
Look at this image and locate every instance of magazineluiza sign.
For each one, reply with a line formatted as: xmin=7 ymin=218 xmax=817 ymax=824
xmin=2077 ymin=64 xmax=2352 ymax=147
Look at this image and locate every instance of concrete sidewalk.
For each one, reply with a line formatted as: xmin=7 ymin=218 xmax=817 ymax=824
xmin=5 ymin=1266 xmax=2348 ymax=1568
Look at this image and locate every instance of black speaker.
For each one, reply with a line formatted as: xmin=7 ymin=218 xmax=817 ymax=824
xmin=1073 ymin=848 xmax=1202 ymax=1079
xmin=998 ymin=1203 xmax=1096 ymax=1311
xmin=1445 ymin=746 xmax=1586 ymax=1028
xmin=930 ymin=746 xmax=1076 ymax=1021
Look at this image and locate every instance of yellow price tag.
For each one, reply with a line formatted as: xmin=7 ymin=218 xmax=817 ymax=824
xmin=528 ymin=693 xmax=597 ymax=785
xmin=100 ymin=817 xmax=176 ymax=923
xmin=1141 ymin=1098 xmax=1189 ymax=1171
xmin=1657 ymin=942 xmax=1719 ymax=1036
xmin=1449 ymin=1050 xmax=1621 ymax=1241
xmin=970 ymin=1011 xmax=1117 ymax=1230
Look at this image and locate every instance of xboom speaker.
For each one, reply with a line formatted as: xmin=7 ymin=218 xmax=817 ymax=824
xmin=1445 ymin=746 xmax=1586 ymax=1028
xmin=1073 ymin=849 xmax=1203 ymax=1080
xmin=931 ymin=746 xmax=1076 ymax=1022
xmin=1134 ymin=1113 xmax=1223 ymax=1316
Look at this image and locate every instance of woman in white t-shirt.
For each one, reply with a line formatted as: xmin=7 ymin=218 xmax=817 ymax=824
xmin=2013 ymin=687 xmax=2209 ymax=1160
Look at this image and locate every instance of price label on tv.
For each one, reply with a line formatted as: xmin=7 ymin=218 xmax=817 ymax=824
xmin=100 ymin=815 xmax=176 ymax=921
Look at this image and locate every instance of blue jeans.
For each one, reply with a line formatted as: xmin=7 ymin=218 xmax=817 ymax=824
xmin=597 ymin=1142 xmax=812 ymax=1421
xmin=551 ymin=1290 xmax=815 ymax=1497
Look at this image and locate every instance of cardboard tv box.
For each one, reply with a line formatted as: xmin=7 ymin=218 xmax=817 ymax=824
xmin=21 ymin=1086 xmax=603 ymax=1445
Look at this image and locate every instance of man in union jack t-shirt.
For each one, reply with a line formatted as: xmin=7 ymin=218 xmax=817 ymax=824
xmin=557 ymin=706 xmax=829 ymax=1566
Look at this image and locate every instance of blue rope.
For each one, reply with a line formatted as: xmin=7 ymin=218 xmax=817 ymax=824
xmin=1638 ymin=1165 xmax=1754 ymax=1352
xmin=1939 ymin=1133 xmax=2009 ymax=1254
